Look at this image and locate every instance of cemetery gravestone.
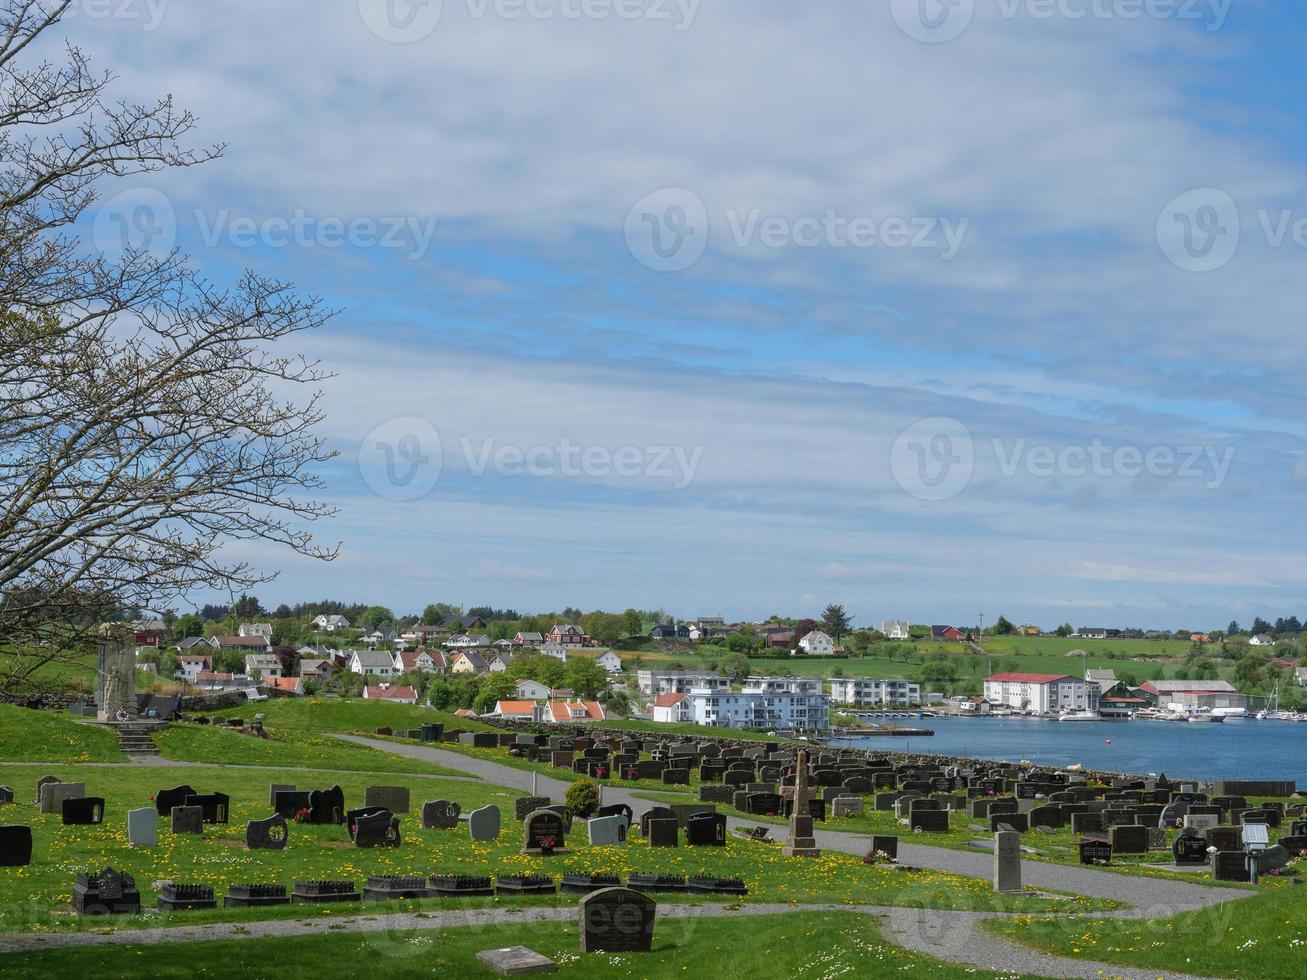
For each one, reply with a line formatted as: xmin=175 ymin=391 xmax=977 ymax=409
xmin=0 ymin=787 xmax=12 ymax=806
xmin=306 ymin=786 xmax=345 ymax=825
xmin=579 ymin=887 xmax=656 ymax=953
xmin=171 ymin=806 xmax=204 ymax=835
xmin=422 ymin=800 xmax=461 ymax=830
xmin=126 ymin=808 xmax=157 ymax=847
xmin=469 ymin=805 xmax=502 ymax=842
xmin=353 ymin=809 xmax=401 ymax=848
xmin=516 ymin=796 xmax=552 ymax=822
xmin=686 ymin=812 xmax=727 ymax=846
xmin=1173 ymin=833 xmax=1208 ymax=865
xmin=523 ymin=810 xmax=568 ymax=855
xmin=268 ymin=784 xmax=295 ymax=807
xmin=34 ymin=775 xmax=59 ymax=804
xmin=245 ymin=813 xmax=288 ymax=851
xmin=647 ymin=817 xmax=679 ymax=848
xmin=184 ymin=793 xmax=230 ymax=825
xmin=155 ymin=784 xmax=197 ymax=817
xmin=364 ymin=786 xmax=410 ymax=814
xmin=61 ymin=797 xmax=105 ymax=826
xmin=73 ymin=868 xmax=141 ymax=916
xmin=0 ymin=825 xmax=33 ymax=867
xmin=1080 ymin=838 xmax=1112 ymax=865
xmin=40 ymin=782 xmax=86 ymax=815
xmin=587 ymin=815 xmax=628 ymax=846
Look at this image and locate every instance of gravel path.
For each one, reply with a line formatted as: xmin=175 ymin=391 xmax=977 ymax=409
xmin=0 ymin=902 xmax=1223 ymax=978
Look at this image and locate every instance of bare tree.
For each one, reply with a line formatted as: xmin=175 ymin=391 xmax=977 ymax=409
xmin=0 ymin=2 xmax=338 ymax=690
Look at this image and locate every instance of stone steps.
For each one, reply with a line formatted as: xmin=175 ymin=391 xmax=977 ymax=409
xmin=108 ymin=723 xmax=162 ymax=756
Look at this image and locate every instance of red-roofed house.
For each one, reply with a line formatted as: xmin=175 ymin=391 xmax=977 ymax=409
xmin=267 ymin=676 xmax=304 ymax=696
xmin=363 ymin=684 xmax=418 ymax=704
xmin=493 ymin=700 xmax=540 ymax=721
xmin=544 ymin=700 xmax=606 ymax=723
xmin=983 ymin=672 xmax=1090 ymax=714
xmin=396 ymin=649 xmax=446 ymax=675
xmin=651 ymin=691 xmax=691 ymax=723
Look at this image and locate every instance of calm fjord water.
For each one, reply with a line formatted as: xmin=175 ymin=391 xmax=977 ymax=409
xmin=829 ymin=716 xmax=1307 ymax=784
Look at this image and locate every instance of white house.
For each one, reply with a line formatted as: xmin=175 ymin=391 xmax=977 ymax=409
xmin=311 ymin=614 xmax=350 ymax=632
xmin=881 ymin=619 xmax=909 ymax=640
xmin=651 ymin=692 xmax=692 ymax=723
xmin=349 ymin=649 xmax=397 ymax=678
xmin=515 ymin=678 xmax=552 ymax=700
xmin=983 ymin=672 xmax=1090 ymax=714
xmin=595 ymin=649 xmax=623 ymax=673
xmin=828 ymin=677 xmax=920 ymax=706
xmin=537 ymin=643 xmax=569 ymax=662
xmin=797 ymin=630 xmax=835 ymax=655
xmin=363 ymin=683 xmax=417 ymax=704
xmin=177 ymin=654 xmax=212 ymax=683
xmin=1296 ymin=666 xmax=1307 ymax=687
xmin=513 ymin=632 xmax=544 ymax=647
xmin=239 ymin=622 xmax=273 ymax=639
xmin=244 ymin=653 xmax=282 ymax=680
xmin=1250 ymin=634 xmax=1276 ymax=647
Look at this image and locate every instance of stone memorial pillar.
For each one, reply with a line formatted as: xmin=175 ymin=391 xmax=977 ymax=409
xmin=783 ymin=750 xmax=821 ymax=858
xmin=993 ymin=830 xmax=1022 ymax=894
xmin=97 ymin=625 xmax=136 ymax=723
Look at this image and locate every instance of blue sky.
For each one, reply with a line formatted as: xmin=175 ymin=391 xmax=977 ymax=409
xmin=65 ymin=0 xmax=1307 ymax=628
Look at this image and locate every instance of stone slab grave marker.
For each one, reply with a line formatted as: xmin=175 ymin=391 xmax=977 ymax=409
xmin=647 ymin=817 xmax=679 ymax=848
xmin=73 ymin=867 xmax=141 ymax=916
xmin=0 ymin=786 xmax=12 ymax=806
xmin=62 ymin=797 xmax=105 ymax=826
xmin=246 ymin=813 xmax=288 ymax=850
xmin=686 ymin=812 xmax=727 ymax=846
xmin=1172 ymin=833 xmax=1209 ymax=866
xmin=0 ymin=825 xmax=33 ymax=867
xmin=306 ymin=786 xmax=345 ymax=825
xmin=171 ymin=805 xmax=204 ymax=835
xmin=587 ymin=814 xmax=628 ymax=846
xmin=832 ymin=796 xmax=864 ymax=819
xmin=523 ymin=809 xmax=568 ymax=855
xmin=268 ymin=784 xmax=295 ymax=808
xmin=993 ymin=831 xmax=1022 ymax=894
xmin=39 ymin=781 xmax=85 ymax=815
xmin=1110 ymin=824 xmax=1150 ymax=855
xmin=469 ymin=804 xmax=502 ymax=842
xmin=154 ymin=784 xmax=197 ymax=817
xmin=579 ymin=886 xmax=656 ymax=953
xmin=184 ymin=793 xmax=230 ymax=825
xmin=364 ymin=785 xmax=410 ymax=814
xmin=126 ymin=807 xmax=157 ymax=847
xmin=639 ymin=806 xmax=677 ymax=837
xmin=1147 ymin=826 xmax=1168 ymax=851
xmin=34 ymin=775 xmax=59 ymax=804
xmin=157 ymin=883 xmax=218 ymax=911
xmin=476 ymin=946 xmax=558 ymax=976
xmin=1079 ymin=837 xmax=1112 ymax=865
xmin=515 ymin=796 xmax=551 ymax=822
xmin=422 ymin=800 xmax=461 ymax=830
xmin=348 ymin=807 xmax=401 ymax=848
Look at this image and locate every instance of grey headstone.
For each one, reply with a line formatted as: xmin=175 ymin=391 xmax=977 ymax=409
xmin=364 ymin=785 xmax=410 ymax=814
xmin=126 ymin=807 xmax=157 ymax=847
xmin=0 ymin=786 xmax=12 ymax=806
xmin=468 ymin=805 xmax=501 ymax=842
xmin=39 ymin=781 xmax=85 ymax=815
xmin=1184 ymin=812 xmax=1219 ymax=831
xmin=476 ymin=946 xmax=558 ymax=976
xmin=268 ymin=784 xmax=295 ymax=807
xmin=832 ymin=797 xmax=864 ymax=818
xmin=993 ymin=830 xmax=1022 ymax=893
xmin=586 ymin=815 xmax=628 ymax=846
xmin=34 ymin=775 xmax=59 ymax=804
xmin=171 ymin=805 xmax=204 ymax=835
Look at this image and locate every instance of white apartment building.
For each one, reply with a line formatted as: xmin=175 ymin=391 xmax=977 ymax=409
xmin=828 ymin=677 xmax=921 ymax=707
xmin=687 ymin=683 xmax=831 ymax=731
xmin=983 ymin=672 xmax=1091 ymax=714
xmin=636 ymin=669 xmax=731 ymax=695
xmin=744 ymin=676 xmax=823 ymax=695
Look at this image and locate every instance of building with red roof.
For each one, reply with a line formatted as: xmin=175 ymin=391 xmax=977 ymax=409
xmin=983 ymin=672 xmax=1091 ymax=715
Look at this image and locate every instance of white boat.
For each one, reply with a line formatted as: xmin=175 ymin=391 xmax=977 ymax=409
xmin=1186 ymin=712 xmax=1219 ymax=723
xmin=1212 ymin=707 xmax=1246 ymax=719
xmin=1058 ymin=710 xmax=1101 ymax=722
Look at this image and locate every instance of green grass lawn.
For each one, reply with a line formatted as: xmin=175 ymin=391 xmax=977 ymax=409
xmin=0 ymin=704 xmax=124 ymax=762
xmin=211 ymin=697 xmax=498 ymax=734
xmin=0 ymin=761 xmax=1090 ymax=935
xmin=0 ymin=911 xmax=1050 ymax=979
xmin=989 ymin=883 xmax=1307 ymax=978
xmin=153 ymin=723 xmax=472 ymax=777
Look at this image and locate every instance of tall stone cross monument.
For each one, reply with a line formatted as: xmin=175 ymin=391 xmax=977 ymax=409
xmin=97 ymin=623 xmax=136 ymax=722
xmin=783 ymin=749 xmax=822 ymax=858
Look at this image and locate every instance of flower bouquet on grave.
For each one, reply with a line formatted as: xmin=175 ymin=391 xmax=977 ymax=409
xmin=296 ymin=807 xmax=311 ymax=824
xmin=539 ymin=836 xmax=558 ymax=856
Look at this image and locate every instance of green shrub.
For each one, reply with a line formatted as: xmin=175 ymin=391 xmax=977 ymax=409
xmin=565 ymin=777 xmax=601 ymax=817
